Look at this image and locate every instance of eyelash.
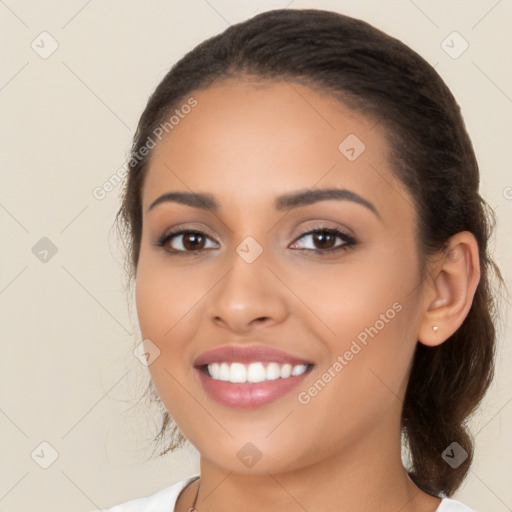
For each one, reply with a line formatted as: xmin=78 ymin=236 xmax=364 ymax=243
xmin=154 ymin=225 xmax=357 ymax=256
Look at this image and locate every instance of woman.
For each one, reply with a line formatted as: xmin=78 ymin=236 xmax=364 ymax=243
xmin=105 ymin=8 xmax=503 ymax=512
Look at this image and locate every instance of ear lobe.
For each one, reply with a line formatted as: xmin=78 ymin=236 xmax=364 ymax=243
xmin=418 ymin=232 xmax=480 ymax=347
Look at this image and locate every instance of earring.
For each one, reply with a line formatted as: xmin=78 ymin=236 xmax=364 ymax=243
xmin=432 ymin=325 xmax=439 ymax=333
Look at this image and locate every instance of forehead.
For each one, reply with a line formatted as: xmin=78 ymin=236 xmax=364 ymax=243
xmin=141 ymin=78 xmax=412 ymax=222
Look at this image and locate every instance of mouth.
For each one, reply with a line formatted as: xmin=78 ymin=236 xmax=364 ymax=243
xmin=193 ymin=345 xmax=315 ymax=408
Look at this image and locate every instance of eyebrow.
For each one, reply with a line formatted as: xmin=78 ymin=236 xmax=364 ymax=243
xmin=147 ymin=188 xmax=381 ymax=219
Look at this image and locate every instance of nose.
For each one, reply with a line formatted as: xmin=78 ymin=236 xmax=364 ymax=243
xmin=207 ymin=252 xmax=289 ymax=334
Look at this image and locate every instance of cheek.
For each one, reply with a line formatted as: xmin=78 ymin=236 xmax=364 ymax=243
xmin=134 ymin=262 xmax=201 ymax=429
xmin=135 ymin=253 xmax=206 ymax=341
xmin=134 ymin=254 xmax=217 ymax=389
xmin=299 ymin=248 xmax=415 ymax=335
xmin=299 ymin=247 xmax=420 ymax=387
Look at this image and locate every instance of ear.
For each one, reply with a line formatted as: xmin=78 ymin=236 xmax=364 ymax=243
xmin=418 ymin=231 xmax=481 ymax=347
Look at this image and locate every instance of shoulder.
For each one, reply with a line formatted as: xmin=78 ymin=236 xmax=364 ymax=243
xmin=94 ymin=474 xmax=199 ymax=512
xmin=437 ymin=498 xmax=477 ymax=512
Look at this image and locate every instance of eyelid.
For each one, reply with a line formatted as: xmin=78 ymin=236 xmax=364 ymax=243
xmin=290 ymin=221 xmax=356 ymax=240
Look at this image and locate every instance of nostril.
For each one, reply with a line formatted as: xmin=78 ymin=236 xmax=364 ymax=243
xmin=253 ymin=316 xmax=270 ymax=324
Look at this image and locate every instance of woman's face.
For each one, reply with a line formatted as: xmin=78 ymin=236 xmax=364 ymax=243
xmin=135 ymin=78 xmax=427 ymax=474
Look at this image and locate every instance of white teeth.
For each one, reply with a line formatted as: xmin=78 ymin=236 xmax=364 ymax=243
xmin=230 ymin=363 xmax=246 ymax=383
xmin=280 ymin=363 xmax=292 ymax=378
xmin=205 ymin=361 xmax=310 ymax=383
xmin=291 ymin=364 xmax=308 ymax=376
xmin=219 ymin=362 xmax=230 ymax=381
xmin=247 ymin=362 xmax=266 ymax=383
xmin=266 ymin=362 xmax=281 ymax=380
xmin=209 ymin=362 xmax=220 ymax=380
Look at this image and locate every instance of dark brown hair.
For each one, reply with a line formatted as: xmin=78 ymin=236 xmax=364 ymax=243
xmin=114 ymin=8 xmax=504 ymax=498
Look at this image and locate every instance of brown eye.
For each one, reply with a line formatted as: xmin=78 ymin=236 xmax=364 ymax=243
xmin=156 ymin=229 xmax=218 ymax=253
xmin=290 ymin=227 xmax=356 ymax=254
xmin=311 ymin=231 xmax=337 ymax=250
xmin=181 ymin=232 xmax=206 ymax=251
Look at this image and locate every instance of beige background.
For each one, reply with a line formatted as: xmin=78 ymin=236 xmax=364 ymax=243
xmin=1 ymin=1 xmax=511 ymax=511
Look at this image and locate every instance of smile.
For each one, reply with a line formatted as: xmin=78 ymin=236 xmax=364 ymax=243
xmin=193 ymin=345 xmax=315 ymax=408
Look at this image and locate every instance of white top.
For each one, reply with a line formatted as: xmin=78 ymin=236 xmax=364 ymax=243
xmin=97 ymin=475 xmax=476 ymax=512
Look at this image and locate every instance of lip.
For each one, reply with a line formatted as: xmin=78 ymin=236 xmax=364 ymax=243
xmin=193 ymin=344 xmax=314 ymax=366
xmin=193 ymin=345 xmax=315 ymax=409
xmin=195 ymin=366 xmax=313 ymax=409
